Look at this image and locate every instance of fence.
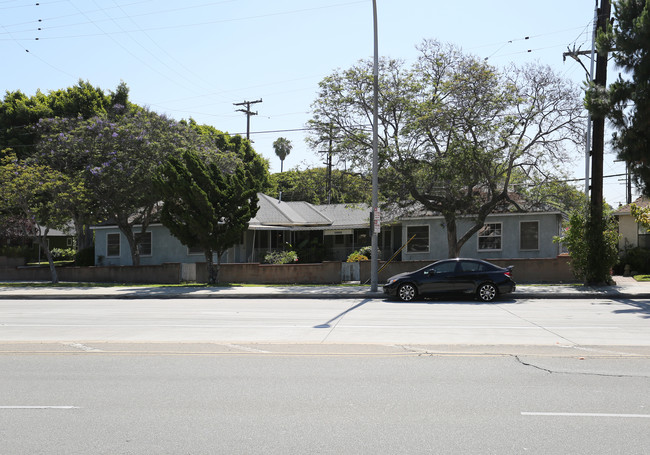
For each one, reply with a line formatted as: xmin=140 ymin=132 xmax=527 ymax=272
xmin=0 ymin=256 xmax=575 ymax=284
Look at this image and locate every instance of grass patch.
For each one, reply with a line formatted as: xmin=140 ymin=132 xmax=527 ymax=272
xmin=633 ymin=275 xmax=650 ymax=282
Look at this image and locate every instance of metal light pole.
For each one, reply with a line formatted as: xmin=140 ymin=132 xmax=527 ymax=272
xmin=370 ymin=0 xmax=379 ymax=292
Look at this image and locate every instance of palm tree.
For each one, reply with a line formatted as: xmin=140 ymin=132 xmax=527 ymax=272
xmin=273 ymin=137 xmax=292 ymax=172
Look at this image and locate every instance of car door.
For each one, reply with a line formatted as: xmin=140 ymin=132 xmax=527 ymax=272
xmin=448 ymin=260 xmax=484 ymax=293
xmin=418 ymin=260 xmax=459 ymax=295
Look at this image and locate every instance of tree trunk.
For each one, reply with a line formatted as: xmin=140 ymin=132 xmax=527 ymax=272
xmin=205 ymin=250 xmax=219 ymax=285
xmin=445 ymin=216 xmax=461 ymax=258
xmin=118 ymin=224 xmax=140 ymax=266
xmin=37 ymin=235 xmax=58 ymax=284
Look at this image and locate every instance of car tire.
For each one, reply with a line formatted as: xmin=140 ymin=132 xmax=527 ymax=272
xmin=476 ymin=282 xmax=497 ymax=302
xmin=397 ymin=283 xmax=418 ymax=302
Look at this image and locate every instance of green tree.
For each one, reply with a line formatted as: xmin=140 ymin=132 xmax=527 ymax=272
xmin=271 ymin=167 xmax=371 ymax=204
xmin=310 ymin=40 xmax=585 ymax=257
xmin=1 ymin=81 xmax=129 ymax=161
xmin=35 ymin=109 xmax=191 ymax=266
xmin=555 ymin=208 xmax=620 ymax=283
xmin=0 ymin=151 xmax=86 ymax=283
xmin=272 ymin=137 xmax=292 ymax=172
xmin=155 ymin=148 xmax=264 ymax=284
xmin=595 ymin=0 xmax=650 ymax=194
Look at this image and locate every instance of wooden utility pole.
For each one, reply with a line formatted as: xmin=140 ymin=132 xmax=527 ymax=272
xmin=233 ymin=99 xmax=262 ymax=140
xmin=591 ymin=0 xmax=610 ymax=224
xmin=586 ymin=0 xmax=611 ymax=283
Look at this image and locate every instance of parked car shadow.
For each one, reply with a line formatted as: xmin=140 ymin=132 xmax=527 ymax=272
xmin=383 ymin=296 xmax=518 ymax=305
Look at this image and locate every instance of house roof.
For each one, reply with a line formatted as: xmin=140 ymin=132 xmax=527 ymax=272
xmin=249 ymin=194 xmax=371 ymax=231
xmin=249 ymin=194 xmax=331 ymax=227
xmin=614 ymin=196 xmax=649 ymax=216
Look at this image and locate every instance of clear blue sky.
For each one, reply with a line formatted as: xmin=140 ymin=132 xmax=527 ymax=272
xmin=0 ymin=0 xmax=631 ymax=206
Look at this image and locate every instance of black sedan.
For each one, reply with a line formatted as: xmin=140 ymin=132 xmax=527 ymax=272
xmin=383 ymin=258 xmax=515 ymax=302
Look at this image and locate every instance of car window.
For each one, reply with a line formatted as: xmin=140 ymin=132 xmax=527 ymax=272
xmin=459 ymin=261 xmax=481 ymax=272
xmin=431 ymin=261 xmax=457 ymax=274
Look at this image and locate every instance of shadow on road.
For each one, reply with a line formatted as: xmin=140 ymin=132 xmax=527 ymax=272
xmin=314 ymin=298 xmax=372 ymax=328
xmin=611 ymin=298 xmax=650 ymax=319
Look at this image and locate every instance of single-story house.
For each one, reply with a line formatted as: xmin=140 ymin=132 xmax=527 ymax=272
xmin=614 ymin=196 xmax=650 ymax=251
xmin=392 ymin=199 xmax=565 ymax=261
xmin=91 ymin=194 xmax=566 ymax=266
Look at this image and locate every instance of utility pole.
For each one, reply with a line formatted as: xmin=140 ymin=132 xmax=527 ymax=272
xmin=319 ymin=123 xmax=334 ymax=204
xmin=233 ymin=99 xmax=262 ymax=140
xmin=370 ymin=0 xmax=379 ymax=292
xmin=587 ymin=0 xmax=611 ymax=283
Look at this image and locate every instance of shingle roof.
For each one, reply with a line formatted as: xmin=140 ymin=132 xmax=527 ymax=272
xmin=249 ymin=194 xmax=372 ymax=231
xmin=249 ymin=194 xmax=332 ymax=228
xmin=613 ymin=196 xmax=649 ymax=215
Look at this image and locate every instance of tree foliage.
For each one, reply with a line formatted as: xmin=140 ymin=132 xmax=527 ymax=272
xmin=595 ymin=0 xmax=650 ymax=194
xmin=271 ymin=167 xmax=371 ymax=204
xmin=554 ymin=208 xmax=620 ymax=283
xmin=309 ymin=40 xmax=585 ymax=257
xmin=155 ymin=146 xmax=266 ymax=284
xmin=272 ymin=137 xmax=292 ymax=172
xmin=0 ymin=151 xmax=86 ymax=282
xmin=35 ymin=109 xmax=200 ymax=265
xmin=0 ymin=80 xmax=123 ymax=160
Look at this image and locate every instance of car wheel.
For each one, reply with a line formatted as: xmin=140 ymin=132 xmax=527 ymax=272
xmin=477 ymin=282 xmax=497 ymax=302
xmin=397 ymin=283 xmax=418 ymax=302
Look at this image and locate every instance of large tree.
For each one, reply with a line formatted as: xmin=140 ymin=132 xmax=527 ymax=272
xmin=309 ymin=40 xmax=585 ymax=257
xmin=272 ymin=137 xmax=292 ymax=172
xmin=0 ymin=80 xmax=122 ymax=161
xmin=155 ymin=144 xmax=266 ymax=284
xmin=35 ymin=109 xmax=193 ymax=266
xmin=596 ymin=0 xmax=650 ymax=194
xmin=0 ymin=151 xmax=86 ymax=283
xmin=271 ymin=167 xmax=371 ymax=204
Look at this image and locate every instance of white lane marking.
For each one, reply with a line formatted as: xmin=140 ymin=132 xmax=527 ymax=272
xmin=1 ymin=324 xmax=618 ymax=329
xmin=522 ymin=412 xmax=650 ymax=418
xmin=0 ymin=406 xmax=79 ymax=409
xmin=223 ymin=344 xmax=271 ymax=353
xmin=62 ymin=342 xmax=104 ymax=352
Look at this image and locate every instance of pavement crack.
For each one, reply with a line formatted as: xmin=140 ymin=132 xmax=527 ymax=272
xmin=512 ymin=355 xmax=650 ymax=378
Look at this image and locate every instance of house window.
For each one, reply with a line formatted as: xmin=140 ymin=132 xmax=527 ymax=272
xmin=406 ymin=225 xmax=429 ymax=253
xmin=638 ymin=224 xmax=650 ymax=248
xmin=520 ymin=221 xmax=539 ymax=250
xmin=107 ymin=233 xmax=120 ymax=257
xmin=478 ymin=223 xmax=502 ymax=251
xmin=135 ymin=232 xmax=152 ymax=256
xmin=188 ymin=245 xmax=203 ymax=255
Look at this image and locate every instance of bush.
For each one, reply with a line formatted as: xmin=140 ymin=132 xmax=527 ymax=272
xmin=0 ymin=245 xmax=30 ymax=258
xmin=620 ymin=247 xmax=650 ymax=274
xmin=263 ymin=250 xmax=298 ymax=264
xmin=75 ymin=246 xmax=95 ymax=266
xmin=50 ymin=248 xmax=76 ymax=261
xmin=346 ymin=251 xmax=369 ymax=262
xmin=554 ymin=210 xmax=619 ymax=283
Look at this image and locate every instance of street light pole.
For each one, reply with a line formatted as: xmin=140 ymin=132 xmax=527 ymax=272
xmin=370 ymin=0 xmax=379 ymax=292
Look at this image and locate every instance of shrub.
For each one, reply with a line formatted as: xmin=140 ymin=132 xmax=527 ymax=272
xmin=75 ymin=246 xmax=95 ymax=266
xmin=620 ymin=247 xmax=650 ymax=274
xmin=554 ymin=210 xmax=619 ymax=282
xmin=50 ymin=248 xmax=76 ymax=261
xmin=263 ymin=250 xmax=298 ymax=264
xmin=346 ymin=251 xmax=369 ymax=262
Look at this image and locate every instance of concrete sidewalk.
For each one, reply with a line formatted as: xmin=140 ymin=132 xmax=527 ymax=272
xmin=1 ymin=276 xmax=649 ymax=300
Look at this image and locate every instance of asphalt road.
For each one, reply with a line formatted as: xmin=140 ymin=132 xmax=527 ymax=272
xmin=1 ymin=296 xmax=650 ymax=346
xmin=2 ymin=296 xmax=650 ymax=454
xmin=1 ymin=348 xmax=650 ymax=455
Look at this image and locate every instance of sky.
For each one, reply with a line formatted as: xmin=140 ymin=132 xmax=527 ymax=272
xmin=0 ymin=0 xmax=633 ymax=207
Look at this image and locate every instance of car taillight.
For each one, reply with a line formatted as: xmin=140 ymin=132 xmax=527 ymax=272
xmin=504 ymin=271 xmax=511 ymax=277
